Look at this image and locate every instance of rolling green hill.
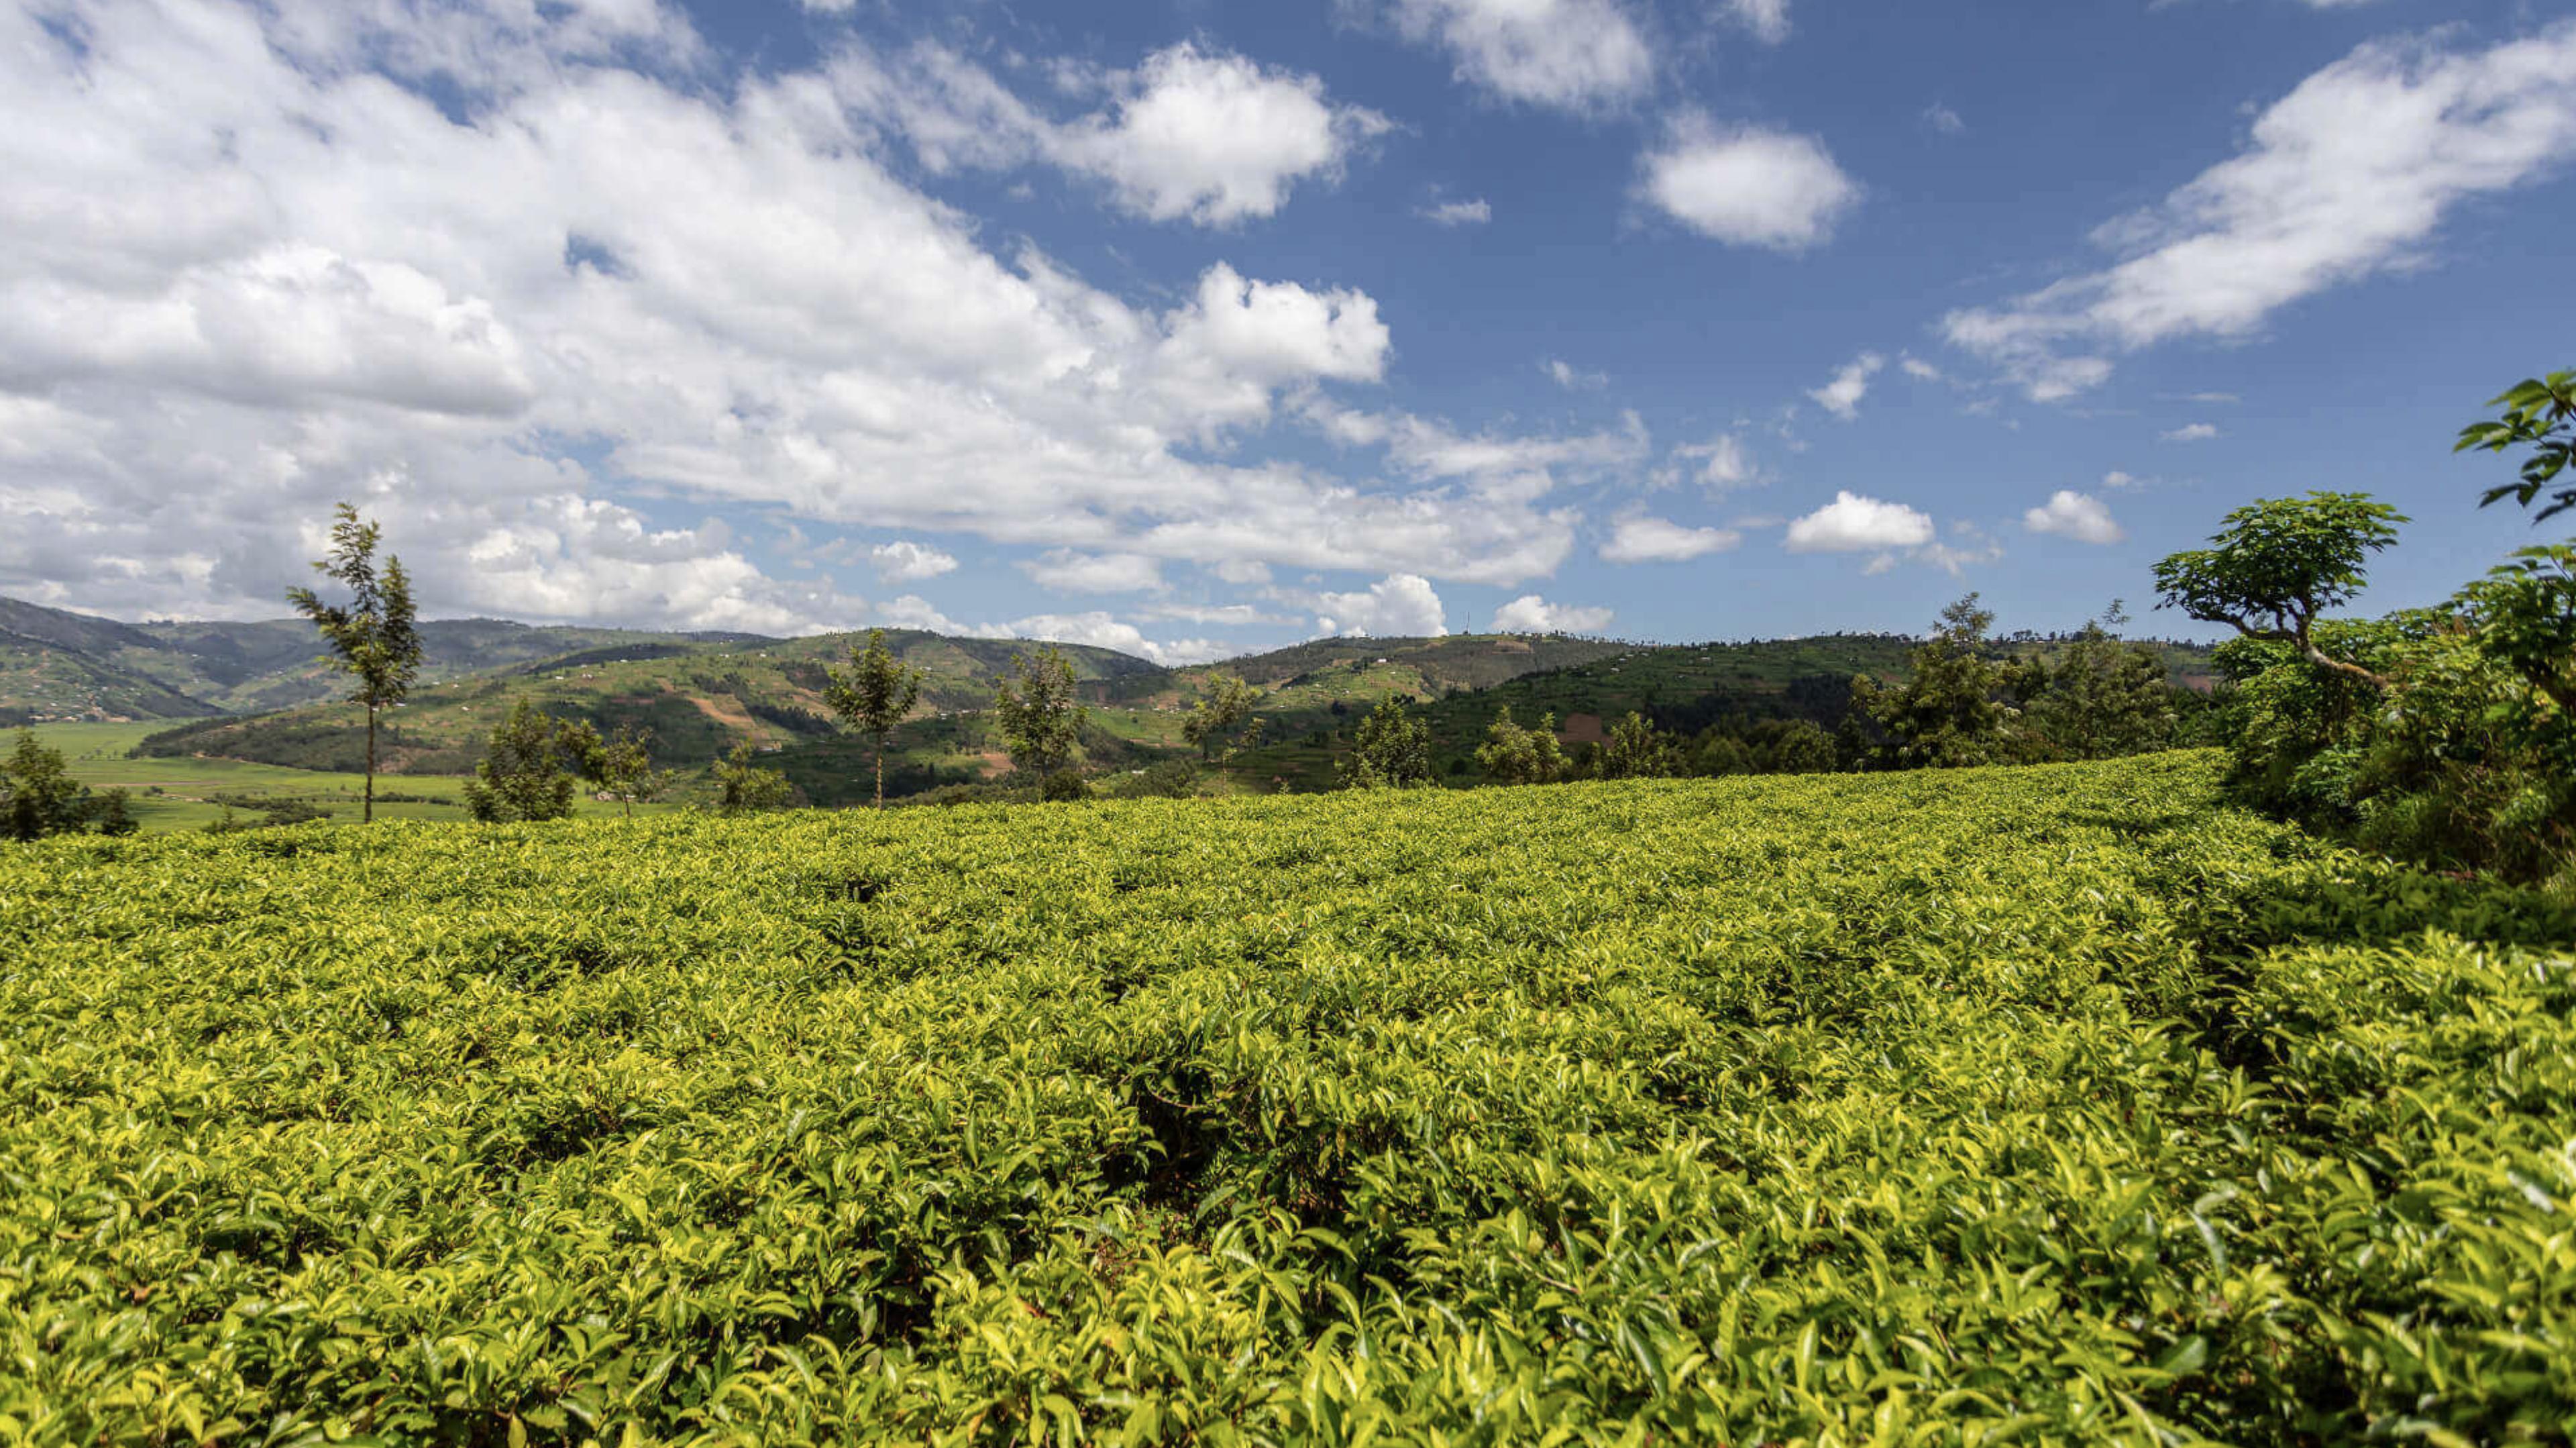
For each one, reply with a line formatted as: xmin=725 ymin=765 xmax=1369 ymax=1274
xmin=0 ymin=629 xmax=219 ymax=725
xmin=0 ymin=594 xmax=785 ymax=721
xmin=134 ymin=629 xmax=1167 ymax=776
xmin=1227 ymin=632 xmax=2220 ymax=792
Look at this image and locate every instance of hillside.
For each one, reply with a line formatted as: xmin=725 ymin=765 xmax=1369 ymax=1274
xmin=9 ymin=755 xmax=2569 ymax=1441
xmin=0 ymin=629 xmax=218 ymax=725
xmin=1230 ymin=634 xmax=1920 ymax=789
xmin=135 ymin=628 xmax=1167 ymax=776
xmin=0 ymin=594 xmax=790 ymax=721
xmin=1230 ymin=632 xmax=2219 ymax=791
xmin=115 ymin=627 xmax=1620 ymax=794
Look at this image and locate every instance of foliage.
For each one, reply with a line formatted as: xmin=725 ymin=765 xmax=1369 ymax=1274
xmin=2455 ymin=368 xmax=2576 ymax=523
xmin=1593 ymin=711 xmax=1679 ymax=780
xmin=824 ymin=629 xmax=925 ymax=809
xmin=993 ymin=645 xmax=1090 ymax=780
xmin=5 ymin=755 xmax=2574 ymax=1443
xmin=2452 ymin=544 xmax=2576 ymax=720
xmin=89 ymin=788 xmax=139 ymax=837
xmin=1340 ymin=694 xmax=1432 ymax=789
xmin=1474 ymin=706 xmax=1568 ymax=785
xmin=572 ymin=723 xmax=672 ymax=818
xmin=1 ymin=729 xmax=92 ymax=841
xmin=2171 ymin=382 xmax=2576 ymax=887
xmin=1848 ymin=594 xmax=2030 ymax=768
xmin=1179 ymin=674 xmax=1264 ymax=766
xmin=284 ymin=501 xmax=423 ymax=821
xmin=462 ymin=699 xmax=581 ymax=823
xmin=2022 ymin=617 xmax=2180 ymax=760
xmin=2152 ymin=493 xmax=2406 ymax=686
xmin=1098 ymin=760 xmax=1204 ymax=800
xmin=712 ymin=741 xmax=794 ymax=813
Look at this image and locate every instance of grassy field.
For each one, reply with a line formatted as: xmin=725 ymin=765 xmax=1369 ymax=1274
xmin=5 ymin=753 xmax=2570 ymax=1442
xmin=26 ymin=721 xmax=672 ymax=832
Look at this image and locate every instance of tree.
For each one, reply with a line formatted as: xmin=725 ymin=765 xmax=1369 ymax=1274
xmin=1595 ymin=712 xmax=1679 ymax=780
xmin=2456 ymin=369 xmax=2576 ymax=523
xmin=286 ymin=502 xmax=423 ymax=824
xmin=568 ymin=722 xmax=670 ymax=818
xmin=2151 ymin=493 xmax=2406 ymax=688
xmin=2 ymin=730 xmax=92 ymax=841
xmin=712 ymin=741 xmax=793 ymax=814
xmin=2025 ymin=613 xmax=2177 ymax=760
xmin=1180 ymin=674 xmax=1264 ymax=770
xmin=462 ymin=699 xmax=580 ymax=823
xmin=993 ymin=645 xmax=1089 ymax=786
xmin=1848 ymin=593 xmax=2027 ymax=769
xmin=824 ymin=629 xmax=924 ymax=809
xmin=92 ymin=789 xmax=140 ymax=837
xmin=1342 ymin=696 xmax=1432 ymax=790
xmin=1476 ymin=706 xmax=1568 ymax=785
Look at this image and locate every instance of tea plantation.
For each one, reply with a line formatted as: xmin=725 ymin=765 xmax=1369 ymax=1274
xmin=3 ymin=752 xmax=2571 ymax=1444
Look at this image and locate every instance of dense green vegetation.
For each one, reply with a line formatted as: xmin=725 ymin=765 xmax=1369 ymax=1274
xmin=5 ymin=753 xmax=2571 ymax=1443
xmin=2157 ymin=374 xmax=2576 ymax=890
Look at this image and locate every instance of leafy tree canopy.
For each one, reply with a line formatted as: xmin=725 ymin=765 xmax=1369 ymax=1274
xmin=2153 ymin=493 xmax=2406 ymax=687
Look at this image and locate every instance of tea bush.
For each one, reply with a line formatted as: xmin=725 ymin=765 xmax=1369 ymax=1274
xmin=3 ymin=752 xmax=2571 ymax=1444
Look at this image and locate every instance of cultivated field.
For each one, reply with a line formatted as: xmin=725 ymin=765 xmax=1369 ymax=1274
xmin=3 ymin=754 xmax=2570 ymax=1443
xmin=26 ymin=721 xmax=674 ymax=833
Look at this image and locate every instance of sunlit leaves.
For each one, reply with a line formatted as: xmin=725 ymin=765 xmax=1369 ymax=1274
xmin=2 ymin=755 xmax=2570 ymax=1442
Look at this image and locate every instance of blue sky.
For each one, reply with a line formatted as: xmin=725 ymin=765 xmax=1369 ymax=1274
xmin=2 ymin=0 xmax=2570 ymax=660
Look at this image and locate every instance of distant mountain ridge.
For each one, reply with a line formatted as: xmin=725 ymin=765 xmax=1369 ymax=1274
xmin=0 ymin=594 xmax=790 ymax=722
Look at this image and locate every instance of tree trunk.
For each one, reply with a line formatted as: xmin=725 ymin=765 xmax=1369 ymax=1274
xmin=874 ymin=739 xmax=885 ymax=810
xmin=364 ymin=705 xmax=377 ymax=824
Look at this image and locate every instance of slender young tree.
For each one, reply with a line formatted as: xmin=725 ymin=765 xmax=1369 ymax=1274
xmin=566 ymin=722 xmax=670 ymax=819
xmin=286 ymin=503 xmax=423 ymax=823
xmin=1180 ymin=673 xmax=1265 ymax=782
xmin=992 ymin=645 xmax=1090 ymax=788
xmin=824 ymin=629 xmax=925 ymax=809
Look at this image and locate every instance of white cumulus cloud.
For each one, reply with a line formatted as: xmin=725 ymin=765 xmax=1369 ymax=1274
xmin=1491 ymin=594 xmax=1615 ymax=633
xmin=840 ymin=40 xmax=1391 ymax=227
xmin=2022 ymin=490 xmax=2127 ymax=544
xmin=0 ymin=0 xmax=1578 ymax=631
xmin=869 ymin=539 xmax=958 ymax=582
xmin=2162 ymin=422 xmax=2220 ymax=442
xmin=1381 ymin=0 xmax=1655 ymax=113
xmin=1808 ymin=352 xmax=1885 ymax=420
xmin=1639 ymin=115 xmax=1860 ymax=252
xmin=1600 ymin=513 xmax=1741 ymax=563
xmin=1784 ymin=491 xmax=1936 ymax=553
xmin=1316 ymin=572 xmax=1448 ymax=637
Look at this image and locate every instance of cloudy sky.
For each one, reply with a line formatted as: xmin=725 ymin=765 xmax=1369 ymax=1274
xmin=3 ymin=0 xmax=2570 ymax=660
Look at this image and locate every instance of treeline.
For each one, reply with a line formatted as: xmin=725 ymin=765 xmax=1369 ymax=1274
xmin=1326 ymin=593 xmax=2191 ymax=791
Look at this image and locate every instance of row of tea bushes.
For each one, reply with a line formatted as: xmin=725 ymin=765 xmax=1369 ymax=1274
xmin=3 ymin=752 xmax=2569 ymax=1443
